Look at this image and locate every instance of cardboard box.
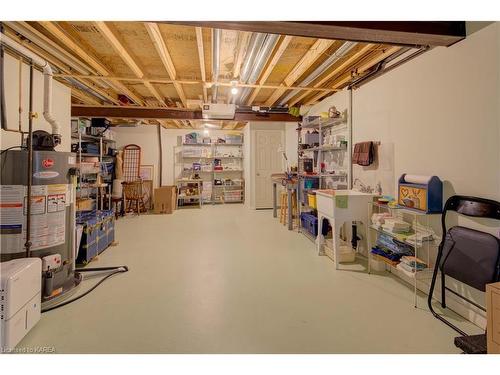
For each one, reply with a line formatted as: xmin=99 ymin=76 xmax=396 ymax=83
xmin=487 ymin=282 xmax=500 ymax=354
xmin=154 ymin=186 xmax=176 ymax=214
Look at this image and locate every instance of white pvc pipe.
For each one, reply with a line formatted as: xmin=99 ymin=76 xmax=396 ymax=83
xmin=0 ymin=32 xmax=61 ymax=141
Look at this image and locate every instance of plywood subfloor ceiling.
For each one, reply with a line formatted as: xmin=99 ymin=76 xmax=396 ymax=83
xmin=3 ymin=21 xmax=406 ymax=129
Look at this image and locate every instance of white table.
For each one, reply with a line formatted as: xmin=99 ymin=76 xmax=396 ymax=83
xmin=315 ymin=190 xmax=374 ymax=269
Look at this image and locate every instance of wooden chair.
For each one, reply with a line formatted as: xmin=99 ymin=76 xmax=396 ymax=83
xmin=279 ymin=190 xmax=298 ymax=227
xmin=122 ymin=181 xmax=146 ymax=215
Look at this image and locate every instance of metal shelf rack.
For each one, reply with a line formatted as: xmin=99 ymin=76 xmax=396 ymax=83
xmin=175 ymin=138 xmax=245 ymax=205
xmin=71 ymin=119 xmax=116 ymax=212
xmin=367 ymin=202 xmax=439 ymax=308
xmin=296 ymin=116 xmax=350 ymax=241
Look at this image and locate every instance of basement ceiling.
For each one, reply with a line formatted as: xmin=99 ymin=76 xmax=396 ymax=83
xmin=2 ymin=21 xmax=447 ymax=128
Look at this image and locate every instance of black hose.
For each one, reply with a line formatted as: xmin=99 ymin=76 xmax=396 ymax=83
xmin=41 ymin=265 xmax=129 ymax=313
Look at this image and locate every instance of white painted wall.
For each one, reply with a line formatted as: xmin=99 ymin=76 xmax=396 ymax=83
xmin=1 ymin=52 xmax=71 ymax=151
xmin=112 ymin=125 xmax=164 ymax=188
xmin=311 ymin=22 xmax=500 ymax=328
xmin=284 ymin=122 xmax=299 ymax=168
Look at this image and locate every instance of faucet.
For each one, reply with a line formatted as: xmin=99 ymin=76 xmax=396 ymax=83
xmin=353 ymin=178 xmax=373 ymax=193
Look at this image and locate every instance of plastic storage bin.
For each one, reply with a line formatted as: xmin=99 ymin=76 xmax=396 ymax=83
xmin=76 ymin=215 xmax=98 ymax=264
xmin=225 ymin=134 xmax=243 ymax=144
xmin=307 ymin=192 xmax=317 ymax=209
xmin=300 ymin=212 xmax=318 ymax=237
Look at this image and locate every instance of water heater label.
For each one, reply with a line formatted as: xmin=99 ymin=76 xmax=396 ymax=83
xmin=0 ymin=184 xmax=67 ymax=253
xmin=0 ymin=185 xmax=23 ymax=233
xmin=0 ymin=185 xmax=24 ymax=253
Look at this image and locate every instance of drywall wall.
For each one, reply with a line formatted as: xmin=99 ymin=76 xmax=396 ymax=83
xmin=112 ymin=125 xmax=164 ymax=188
xmin=311 ymin=22 xmax=500 ymax=328
xmin=284 ymin=122 xmax=299 ymax=168
xmin=1 ymin=52 xmax=71 ymax=151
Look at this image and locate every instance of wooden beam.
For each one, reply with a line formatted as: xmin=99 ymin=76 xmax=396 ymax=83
xmin=38 ymin=21 xmax=109 ymax=76
xmin=38 ymin=21 xmax=144 ymax=106
xmin=94 ymin=22 xmax=143 ymax=78
xmin=144 ymin=81 xmax=165 ymax=106
xmin=304 ymin=46 xmax=401 ymax=105
xmin=53 ymin=73 xmax=339 ymax=93
xmin=287 ymin=44 xmax=374 ymax=107
xmin=144 ymin=22 xmax=187 ymax=107
xmin=264 ymin=38 xmax=334 ymax=107
xmin=81 ymin=78 xmax=121 ymax=105
xmin=195 ymin=27 xmax=208 ymax=102
xmin=95 ymin=21 xmax=166 ymax=106
xmin=233 ymin=32 xmax=251 ymax=79
xmin=3 ymin=27 xmax=123 ymax=106
xmin=245 ymin=35 xmax=293 ymax=105
xmin=166 ymin=21 xmax=466 ymax=47
xmin=106 ymin=80 xmax=144 ymax=106
xmin=71 ymin=89 xmax=101 ymax=105
xmin=71 ymin=105 xmax=300 ymax=122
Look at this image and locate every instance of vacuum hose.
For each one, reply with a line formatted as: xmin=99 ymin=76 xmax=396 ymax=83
xmin=41 ymin=265 xmax=129 ymax=313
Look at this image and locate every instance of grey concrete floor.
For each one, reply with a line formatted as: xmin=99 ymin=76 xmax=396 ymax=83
xmin=19 ymin=205 xmax=481 ymax=353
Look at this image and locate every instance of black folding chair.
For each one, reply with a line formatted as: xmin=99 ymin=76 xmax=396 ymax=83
xmin=427 ymin=195 xmax=500 ymax=353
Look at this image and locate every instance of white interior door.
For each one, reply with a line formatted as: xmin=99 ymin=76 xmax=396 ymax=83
xmin=254 ymin=130 xmax=283 ymax=209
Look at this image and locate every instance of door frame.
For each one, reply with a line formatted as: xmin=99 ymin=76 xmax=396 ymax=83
xmin=250 ymin=128 xmax=285 ymax=209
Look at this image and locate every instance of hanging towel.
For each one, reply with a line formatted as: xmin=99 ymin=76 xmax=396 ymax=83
xmin=352 ymin=141 xmax=374 ymax=166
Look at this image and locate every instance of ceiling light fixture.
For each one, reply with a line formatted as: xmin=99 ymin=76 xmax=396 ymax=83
xmin=230 ymin=80 xmax=239 ymax=95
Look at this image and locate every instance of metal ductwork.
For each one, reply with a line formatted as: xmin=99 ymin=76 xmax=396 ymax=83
xmin=63 ymin=77 xmax=115 ymax=104
xmin=278 ymin=41 xmax=357 ymax=106
xmin=238 ymin=33 xmax=279 ymax=104
xmin=239 ymin=33 xmax=266 ymax=83
xmin=211 ymin=28 xmax=221 ymax=102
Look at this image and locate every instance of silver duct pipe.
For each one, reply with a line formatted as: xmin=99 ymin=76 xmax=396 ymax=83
xmin=278 ymin=41 xmax=357 ymax=106
xmin=64 ymin=77 xmax=114 ymax=104
xmin=239 ymin=33 xmax=266 ymax=82
xmin=239 ymin=34 xmax=279 ymax=104
xmin=211 ymin=29 xmax=221 ymax=102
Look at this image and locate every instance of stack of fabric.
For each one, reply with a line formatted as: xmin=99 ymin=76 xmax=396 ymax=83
xmin=382 ymin=218 xmax=411 ymax=234
xmin=405 ymin=223 xmax=435 ymax=247
xmin=397 ymin=256 xmax=428 ymax=274
xmin=371 ymin=233 xmax=414 ymax=264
